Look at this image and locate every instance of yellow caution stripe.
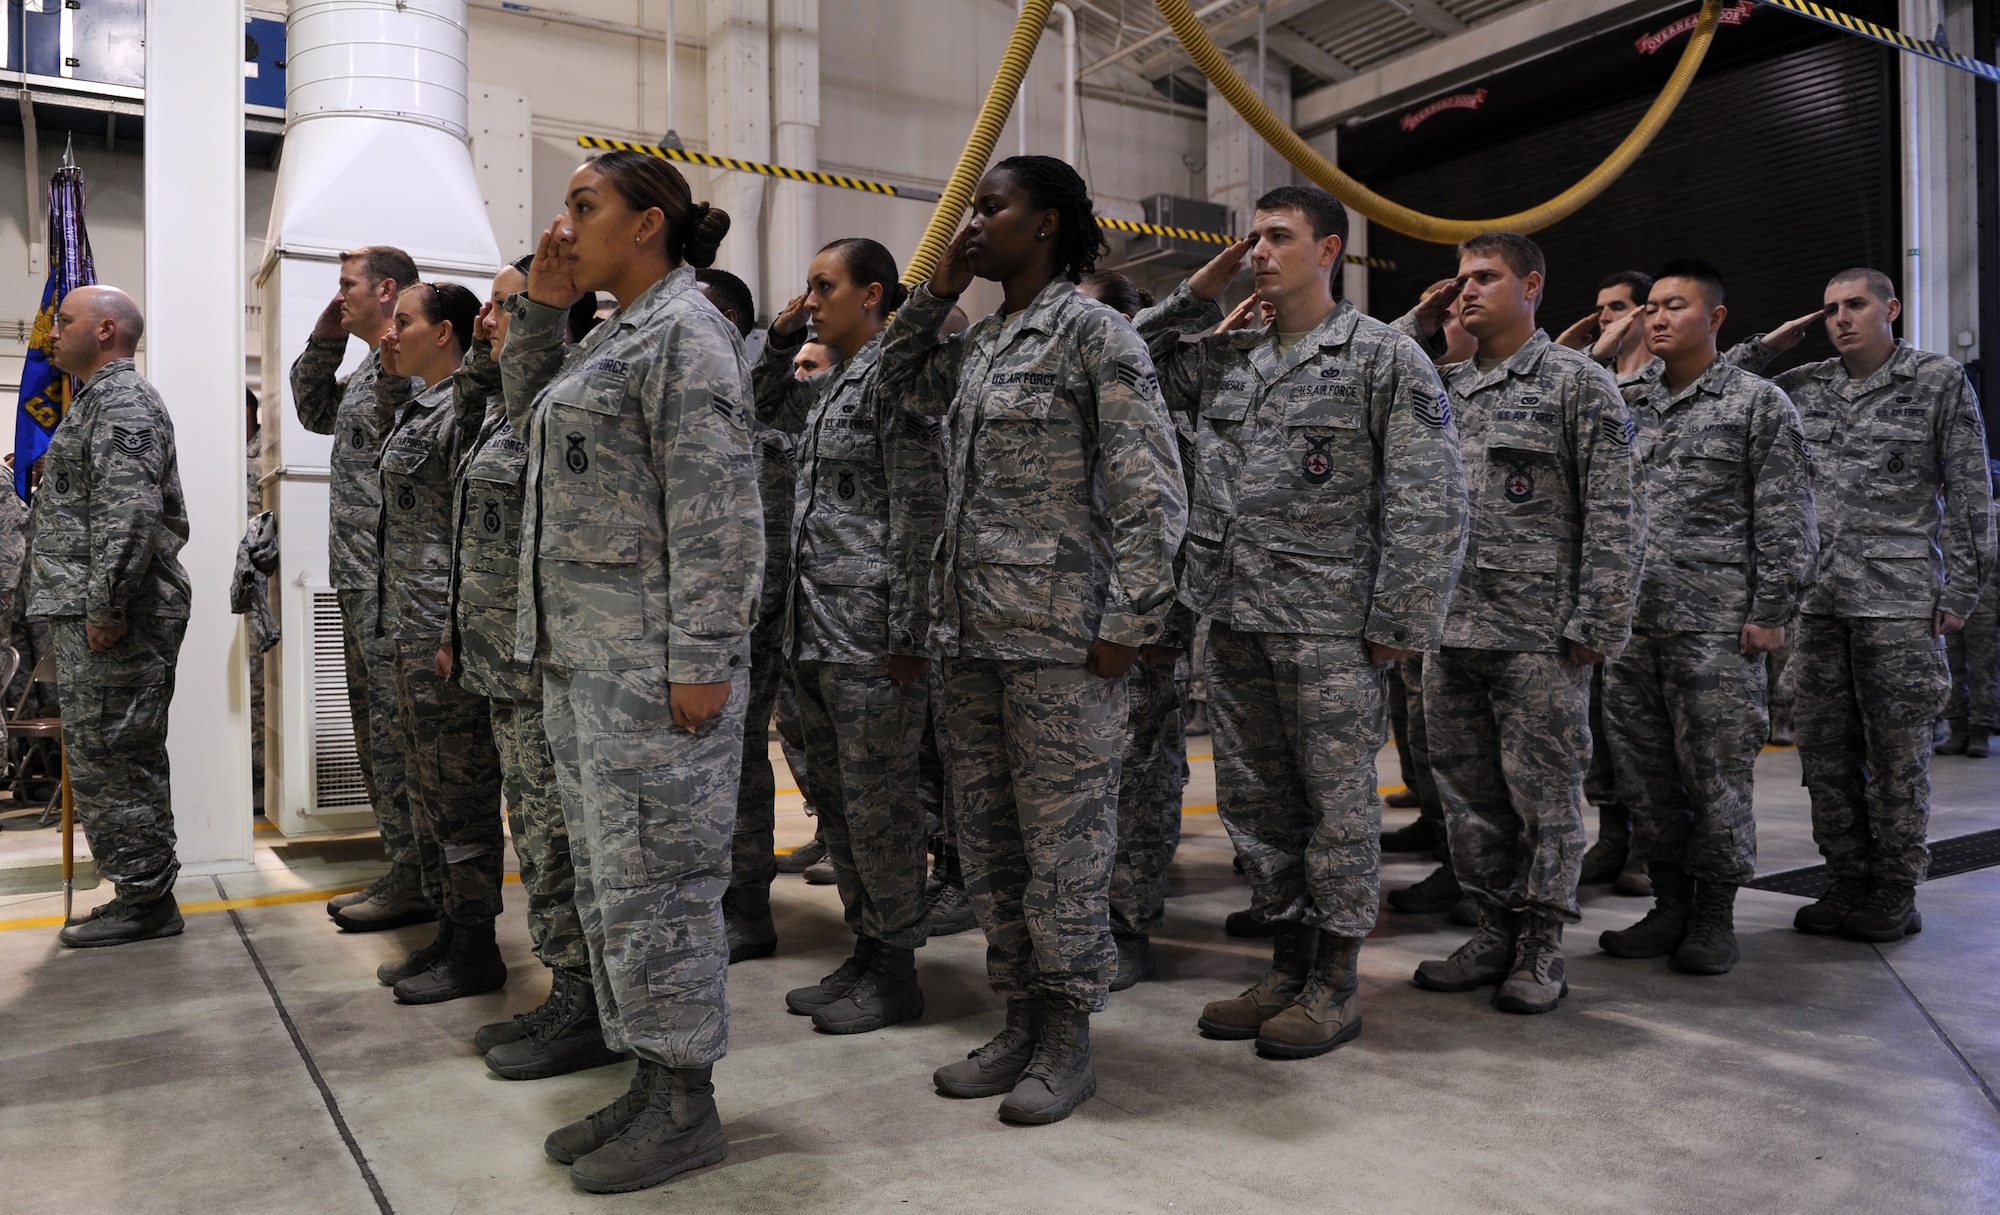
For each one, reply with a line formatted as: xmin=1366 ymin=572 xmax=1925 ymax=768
xmin=1753 ymin=0 xmax=2000 ymax=81
xmin=577 ymin=134 xmax=1396 ymax=270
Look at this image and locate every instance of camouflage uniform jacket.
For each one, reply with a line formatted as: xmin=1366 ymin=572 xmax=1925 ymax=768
xmin=753 ymin=330 xmax=946 ymax=663
xmin=1396 ymin=321 xmax=1640 ymax=658
xmin=1736 ymin=339 xmax=1994 ymax=620
xmin=373 ymin=369 xmax=463 ymax=644
xmin=1137 ymin=284 xmax=1469 ymax=649
xmin=1621 ymin=357 xmax=1818 ymax=633
xmin=27 ymin=358 xmax=190 ymax=626
xmin=877 ymin=281 xmax=1187 ymax=662
xmin=501 ymin=267 xmax=763 ymax=680
xmin=0 ymin=476 xmax=29 ymax=604
xmin=446 ymin=338 xmax=540 ymax=701
xmin=291 ymin=335 xmax=388 ymax=590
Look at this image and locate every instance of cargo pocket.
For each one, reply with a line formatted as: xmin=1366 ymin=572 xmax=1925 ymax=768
xmin=593 ymin=733 xmax=699 ymax=889
xmin=541 ymin=523 xmax=644 ymax=640
xmin=966 ymin=528 xmax=1058 ymax=630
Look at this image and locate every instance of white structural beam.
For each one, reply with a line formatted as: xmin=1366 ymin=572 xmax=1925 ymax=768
xmin=767 ymin=0 xmax=818 ymax=321
xmin=1900 ymin=0 xmax=1951 ymax=353
xmin=1294 ymin=0 xmax=1683 ymax=131
xmin=706 ymin=0 xmax=770 ymax=303
xmin=147 ymin=0 xmax=253 ymax=874
xmin=1265 ymin=28 xmax=1357 ymax=83
xmin=1128 ymin=0 xmax=1327 ymax=80
xmin=1373 ymin=0 xmax=1468 ymax=39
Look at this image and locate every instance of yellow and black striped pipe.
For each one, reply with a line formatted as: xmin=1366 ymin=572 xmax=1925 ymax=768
xmin=575 ymin=136 xmax=1394 ymax=270
xmin=1752 ymin=0 xmax=2000 ymax=82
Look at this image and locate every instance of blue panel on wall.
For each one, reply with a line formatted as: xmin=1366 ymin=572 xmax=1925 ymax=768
xmin=245 ymin=15 xmax=286 ymax=109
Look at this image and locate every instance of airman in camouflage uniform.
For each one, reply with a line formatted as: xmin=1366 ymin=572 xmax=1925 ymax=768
xmin=1596 ymin=263 xmax=1818 ymax=976
xmin=447 ymin=319 xmax=617 ymax=1076
xmin=501 ymin=261 xmax=760 ymax=1081
xmin=1397 ymin=234 xmax=1641 ymax=1017
xmin=294 ymin=248 xmax=429 ymax=932
xmin=372 ymin=340 xmax=508 ymax=1004
xmin=1107 ymin=646 xmax=1190 ymax=988
xmin=1938 ymin=466 xmax=1999 ymax=757
xmin=1138 ymin=190 xmax=1469 ymax=1056
xmin=755 ymin=315 xmax=947 ymax=1033
xmin=1735 ymin=270 xmax=1994 ymax=941
xmin=878 ymin=181 xmax=1185 ymax=1124
xmin=31 ymin=287 xmax=191 ymax=948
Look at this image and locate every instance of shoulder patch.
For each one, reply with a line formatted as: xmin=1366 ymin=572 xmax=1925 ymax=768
xmin=1413 ymin=388 xmax=1452 ymax=430
xmin=1114 ymin=359 xmax=1160 ymax=397
xmin=111 ymin=425 xmax=155 ymax=457
xmin=1601 ymin=413 xmax=1635 ymax=447
xmin=1787 ymin=425 xmax=1810 ymax=459
xmin=902 ymin=413 xmax=940 ymax=442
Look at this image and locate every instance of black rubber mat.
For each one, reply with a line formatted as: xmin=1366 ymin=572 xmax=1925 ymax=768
xmin=1745 ymin=828 xmax=2000 ymax=897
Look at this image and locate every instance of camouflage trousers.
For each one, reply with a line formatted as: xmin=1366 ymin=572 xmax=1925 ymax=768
xmin=1768 ymin=629 xmax=1800 ymax=733
xmin=1110 ymin=655 xmax=1189 ymax=938
xmin=1603 ymin=632 xmax=1767 ymax=885
xmin=51 ymin=616 xmax=185 ymax=904
xmin=1585 ymin=665 xmax=1622 ymax=809
xmin=1795 ymin=614 xmax=1951 ymax=887
xmin=390 ymin=643 xmax=505 ymax=924
xmin=1424 ymin=648 xmax=1591 ymax=922
xmin=491 ymin=695 xmax=585 ymax=971
xmin=337 ymin=588 xmax=422 ymax=897
xmin=1943 ymin=595 xmax=1999 ymax=732
xmin=542 ymin=663 xmax=743 ymax=1067
xmin=727 ymin=624 xmax=788 ymax=921
xmin=1208 ymin=626 xmax=1387 ymax=937
xmin=794 ymin=659 xmax=933 ymax=949
xmin=1397 ymin=655 xmax=1445 ymax=828
xmin=939 ymin=658 xmax=1126 ymax=1014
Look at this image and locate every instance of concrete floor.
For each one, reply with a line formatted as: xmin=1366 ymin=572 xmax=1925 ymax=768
xmin=3 ymin=742 xmax=1998 ymax=1214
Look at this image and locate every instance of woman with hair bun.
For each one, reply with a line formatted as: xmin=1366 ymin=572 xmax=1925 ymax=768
xmin=501 ymin=150 xmax=760 ymax=1194
xmin=372 ymin=280 xmax=510 ymax=1007
xmin=754 ymin=237 xmax=947 ymax=1035
xmin=877 ymin=155 xmax=1187 ymax=1125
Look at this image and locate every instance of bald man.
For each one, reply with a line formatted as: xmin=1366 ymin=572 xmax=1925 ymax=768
xmin=29 ymin=285 xmax=192 ymax=948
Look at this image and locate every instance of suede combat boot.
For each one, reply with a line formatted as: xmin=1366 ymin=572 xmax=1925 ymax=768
xmin=1387 ymin=862 xmax=1462 ymax=914
xmin=812 ymin=942 xmax=924 ymax=1034
xmin=1494 ymin=912 xmax=1567 ymax=1015
xmin=934 ymin=999 xmax=1045 ymax=1097
xmin=328 ymin=864 xmax=422 ymax=916
xmin=1109 ymin=932 xmax=1155 ymax=992
xmin=1841 ymin=884 xmax=1923 ymax=942
xmin=58 ymin=894 xmax=183 ymax=949
xmin=776 ymin=836 xmax=826 ymax=873
xmin=1197 ymin=923 xmax=1318 ymax=1039
xmin=1256 ymin=933 xmax=1362 ymax=1059
xmin=1413 ymin=905 xmax=1516 ymax=992
xmin=785 ymin=936 xmax=878 ymax=1015
xmin=487 ymin=970 xmax=628 ymax=1080
xmin=331 ymin=874 xmax=437 ymax=933
xmin=393 ymin=917 xmax=507 ymax=1004
xmin=723 ymin=883 xmax=777 ymax=964
xmin=1579 ymin=802 xmax=1634 ymax=885
xmin=1794 ymin=877 xmax=1868 ymax=935
xmin=997 ymin=1009 xmax=1095 ymax=1125
xmin=926 ymin=874 xmax=977 ymax=936
xmin=569 ymin=1065 xmax=729 ymax=1194
xmin=476 ymin=966 xmax=590 ymax=1051
xmin=1379 ymin=814 xmax=1442 ymax=853
xmin=1672 ymin=881 xmax=1740 ymax=975
xmin=1600 ymin=861 xmax=1692 ymax=959
xmin=377 ymin=920 xmax=454 ymax=987
xmin=546 ymin=1061 xmax=657 ymax=1164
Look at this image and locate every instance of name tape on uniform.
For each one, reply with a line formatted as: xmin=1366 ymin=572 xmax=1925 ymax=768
xmin=575 ymin=134 xmax=1397 ymax=271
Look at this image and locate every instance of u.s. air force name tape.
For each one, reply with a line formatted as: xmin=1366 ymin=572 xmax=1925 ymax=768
xmin=1753 ymin=0 xmax=2000 ymax=82
xmin=577 ymin=134 xmax=1396 ymax=271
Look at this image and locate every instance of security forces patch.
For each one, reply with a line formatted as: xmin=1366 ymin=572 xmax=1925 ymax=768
xmin=52 ymin=469 xmax=70 ymax=495
xmin=1505 ymin=462 xmax=1535 ymax=502
xmin=1302 ymin=434 xmax=1334 ymax=485
xmin=563 ymin=431 xmax=590 ymax=474
xmin=837 ymin=470 xmax=856 ymax=501
xmin=111 ymin=426 xmax=154 ymax=457
xmin=396 ymin=483 xmax=416 ymax=511
xmin=350 ymin=426 xmax=368 ymax=450
xmin=1887 ymin=451 xmax=1905 ymax=474
xmin=482 ymin=496 xmax=504 ymax=535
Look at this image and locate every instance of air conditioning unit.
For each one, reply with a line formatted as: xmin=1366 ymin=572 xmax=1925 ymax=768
xmin=1121 ymin=193 xmax=1232 ymax=270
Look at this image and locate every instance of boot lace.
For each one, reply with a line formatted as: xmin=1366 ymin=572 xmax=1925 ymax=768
xmin=1512 ymin=932 xmax=1561 ymax=984
xmin=1447 ymin=922 xmax=1511 ymax=965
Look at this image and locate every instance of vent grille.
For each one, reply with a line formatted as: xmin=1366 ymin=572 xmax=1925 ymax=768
xmin=310 ymin=589 xmax=369 ymax=809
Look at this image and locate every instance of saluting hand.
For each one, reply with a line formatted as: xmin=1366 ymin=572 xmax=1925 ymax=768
xmin=929 ymin=226 xmax=975 ymax=299
xmin=1411 ymin=276 xmax=1465 ymax=340
xmin=1593 ymin=310 xmax=1642 ymax=362
xmin=772 ymin=292 xmax=811 ymax=338
xmin=1759 ymin=307 xmax=1830 ymax=354
xmin=1554 ymin=311 xmax=1600 ymax=351
xmin=527 ymin=213 xmax=585 ymax=309
xmin=1213 ymin=292 xmax=1266 ymax=336
xmin=472 ymin=301 xmax=500 ymax=344
xmin=311 ymin=294 xmax=346 ymax=341
xmin=1188 ymin=237 xmax=1253 ymax=302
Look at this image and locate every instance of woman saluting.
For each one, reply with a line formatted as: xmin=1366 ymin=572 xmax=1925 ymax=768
xmin=877 ymin=155 xmax=1186 ymax=1125
xmin=501 ymin=150 xmax=761 ymax=1194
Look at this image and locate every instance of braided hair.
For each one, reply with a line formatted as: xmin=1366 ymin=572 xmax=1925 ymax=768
xmin=991 ymin=155 xmax=1106 ymax=284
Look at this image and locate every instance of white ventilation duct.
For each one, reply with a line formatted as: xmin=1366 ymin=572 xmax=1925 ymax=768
xmin=259 ymin=0 xmax=501 ymax=837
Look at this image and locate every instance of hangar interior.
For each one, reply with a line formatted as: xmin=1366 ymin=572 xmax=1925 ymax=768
xmin=0 ymin=1 xmax=1996 ymax=1211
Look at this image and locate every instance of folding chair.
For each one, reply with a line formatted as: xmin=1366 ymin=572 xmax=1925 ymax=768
xmin=6 ymin=649 xmax=63 ymax=826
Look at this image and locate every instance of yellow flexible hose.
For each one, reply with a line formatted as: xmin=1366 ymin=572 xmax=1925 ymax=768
xmin=1153 ymin=0 xmax=1723 ymax=243
xmin=903 ymin=0 xmax=1057 ymax=285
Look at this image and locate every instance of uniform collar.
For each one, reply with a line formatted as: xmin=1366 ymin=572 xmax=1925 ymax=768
xmin=831 ymin=330 xmax=885 ymax=392
xmin=1649 ymin=355 xmax=1730 ymax=413
xmin=997 ymin=277 xmax=1077 ymax=341
xmin=1451 ymin=328 xmax=1553 ymax=392
xmin=1249 ymin=298 xmax=1359 ymax=385
xmin=586 ymin=265 xmax=696 ymax=352
xmin=80 ymin=357 xmax=136 ymax=394
xmin=1817 ymin=337 xmax=1918 ymax=396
